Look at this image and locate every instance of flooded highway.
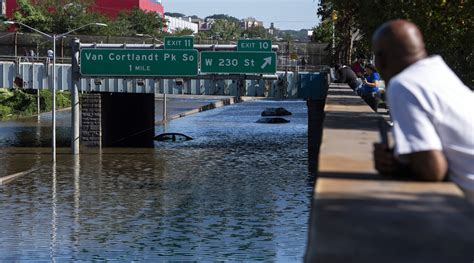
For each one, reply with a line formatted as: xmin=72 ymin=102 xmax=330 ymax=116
xmin=0 ymin=99 xmax=312 ymax=261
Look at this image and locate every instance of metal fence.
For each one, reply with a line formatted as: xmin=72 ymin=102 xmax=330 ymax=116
xmin=0 ymin=61 xmax=301 ymax=98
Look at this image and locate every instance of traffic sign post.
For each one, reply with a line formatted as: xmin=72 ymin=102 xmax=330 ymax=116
xmin=80 ymin=48 xmax=198 ymax=77
xmin=201 ymin=51 xmax=277 ymax=74
xmin=164 ymin=36 xmax=194 ymax=49
xmin=237 ymin=39 xmax=272 ymax=52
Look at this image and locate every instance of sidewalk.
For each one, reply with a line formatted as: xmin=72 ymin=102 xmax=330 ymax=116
xmin=305 ymin=83 xmax=474 ymax=263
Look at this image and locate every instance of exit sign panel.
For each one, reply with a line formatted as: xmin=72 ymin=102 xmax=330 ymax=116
xmin=201 ymin=51 xmax=277 ymax=74
xmin=164 ymin=36 xmax=194 ymax=49
xmin=237 ymin=39 xmax=272 ymax=52
xmin=80 ymin=49 xmax=198 ymax=77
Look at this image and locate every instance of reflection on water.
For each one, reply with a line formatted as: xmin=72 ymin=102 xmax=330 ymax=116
xmin=0 ymin=100 xmax=311 ymax=261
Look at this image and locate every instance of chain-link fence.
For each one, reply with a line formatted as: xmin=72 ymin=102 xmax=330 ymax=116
xmin=275 ymin=42 xmax=330 ymax=71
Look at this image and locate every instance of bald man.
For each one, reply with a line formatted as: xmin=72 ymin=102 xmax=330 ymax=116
xmin=372 ymin=20 xmax=474 ymax=203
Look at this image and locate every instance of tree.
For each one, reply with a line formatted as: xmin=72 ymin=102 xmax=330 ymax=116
xmin=209 ymin=19 xmax=242 ymax=40
xmin=318 ymin=0 xmax=473 ymax=86
xmin=311 ymin=19 xmax=332 ymax=43
xmin=12 ymin=0 xmax=53 ymax=33
xmin=47 ymin=0 xmax=108 ymax=35
xmin=242 ymin=26 xmax=268 ymax=39
xmin=11 ymin=0 xmax=108 ymax=35
xmin=173 ymin=28 xmax=195 ymax=36
xmin=107 ymin=7 xmax=164 ymax=36
xmin=205 ymin=14 xmax=240 ymax=24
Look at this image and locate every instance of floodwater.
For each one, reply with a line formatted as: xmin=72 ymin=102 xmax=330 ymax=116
xmin=0 ymin=99 xmax=312 ymax=261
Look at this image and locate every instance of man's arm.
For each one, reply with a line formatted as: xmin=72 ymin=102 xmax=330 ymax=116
xmin=374 ymin=143 xmax=448 ymax=181
xmin=406 ymin=150 xmax=448 ymax=181
xmin=383 ymin=80 xmax=447 ymax=181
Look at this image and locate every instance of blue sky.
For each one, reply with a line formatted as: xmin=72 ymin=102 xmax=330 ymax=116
xmin=162 ymin=0 xmax=320 ymax=30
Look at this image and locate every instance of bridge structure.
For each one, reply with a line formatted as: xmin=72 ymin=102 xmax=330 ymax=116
xmin=0 ymin=37 xmax=330 ymax=155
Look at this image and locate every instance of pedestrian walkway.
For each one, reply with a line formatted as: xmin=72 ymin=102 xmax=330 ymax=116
xmin=305 ymin=83 xmax=474 ymax=263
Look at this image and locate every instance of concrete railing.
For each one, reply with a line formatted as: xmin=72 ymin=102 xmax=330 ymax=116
xmin=304 ymin=83 xmax=474 ymax=262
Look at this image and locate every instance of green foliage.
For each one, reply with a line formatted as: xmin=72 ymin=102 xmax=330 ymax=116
xmin=0 ymin=16 xmax=8 ymax=31
xmin=205 ymin=14 xmax=240 ymax=24
xmin=209 ymin=19 xmax=242 ymax=40
xmin=282 ymin=32 xmax=293 ymax=42
xmin=0 ymin=88 xmax=13 ymax=101
xmin=0 ymin=89 xmax=36 ymax=118
xmin=318 ymin=0 xmax=473 ymax=86
xmin=173 ymin=28 xmax=195 ymax=36
xmin=10 ymin=0 xmax=161 ymax=37
xmin=0 ymin=88 xmax=70 ymax=120
xmin=0 ymin=104 xmax=12 ymax=118
xmin=107 ymin=7 xmax=164 ymax=37
xmin=48 ymin=0 xmax=109 ymax=35
xmin=242 ymin=26 xmax=268 ymax=39
xmin=312 ymin=19 xmax=332 ymax=43
xmin=12 ymin=0 xmax=53 ymax=33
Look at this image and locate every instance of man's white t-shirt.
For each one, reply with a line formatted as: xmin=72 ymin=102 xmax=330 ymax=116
xmin=387 ymin=55 xmax=474 ymax=198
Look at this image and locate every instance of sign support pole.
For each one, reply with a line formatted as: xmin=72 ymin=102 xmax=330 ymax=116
xmin=71 ymin=38 xmax=81 ymax=155
xmin=163 ymin=93 xmax=167 ymax=124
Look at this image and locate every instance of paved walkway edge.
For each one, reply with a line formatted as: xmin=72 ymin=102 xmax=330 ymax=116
xmin=156 ymin=96 xmax=259 ymax=124
xmin=0 ymin=168 xmax=36 ymax=185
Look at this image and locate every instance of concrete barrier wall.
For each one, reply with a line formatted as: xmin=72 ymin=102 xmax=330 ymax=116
xmin=0 ymin=61 xmax=301 ymax=98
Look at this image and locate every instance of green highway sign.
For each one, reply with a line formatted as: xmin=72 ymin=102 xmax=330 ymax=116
xmin=201 ymin=51 xmax=277 ymax=74
xmin=80 ymin=48 xmax=198 ymax=77
xmin=164 ymin=36 xmax=194 ymax=49
xmin=237 ymin=39 xmax=272 ymax=52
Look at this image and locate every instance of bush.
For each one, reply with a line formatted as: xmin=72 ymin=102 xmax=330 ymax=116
xmin=40 ymin=90 xmax=71 ymax=112
xmin=57 ymin=91 xmax=71 ymax=108
xmin=0 ymin=88 xmax=14 ymax=101
xmin=2 ymin=90 xmax=36 ymax=116
xmin=0 ymin=89 xmax=71 ymax=120
xmin=0 ymin=104 xmax=12 ymax=119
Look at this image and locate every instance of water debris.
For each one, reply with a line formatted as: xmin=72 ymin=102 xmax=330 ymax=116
xmin=256 ymin=117 xmax=290 ymax=124
xmin=154 ymin=133 xmax=193 ymax=142
xmin=261 ymin=107 xmax=292 ymax=117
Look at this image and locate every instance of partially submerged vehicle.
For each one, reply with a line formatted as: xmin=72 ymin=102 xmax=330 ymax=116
xmin=154 ymin=133 xmax=193 ymax=142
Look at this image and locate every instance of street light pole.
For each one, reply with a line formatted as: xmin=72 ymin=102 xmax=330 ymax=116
xmin=3 ymin=21 xmax=107 ymax=161
xmin=52 ymin=34 xmax=57 ymax=160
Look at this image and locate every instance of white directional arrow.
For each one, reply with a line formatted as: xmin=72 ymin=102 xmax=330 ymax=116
xmin=261 ymin=57 xmax=272 ymax=69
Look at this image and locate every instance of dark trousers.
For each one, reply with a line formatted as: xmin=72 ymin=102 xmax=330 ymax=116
xmin=361 ymin=92 xmax=380 ymax=112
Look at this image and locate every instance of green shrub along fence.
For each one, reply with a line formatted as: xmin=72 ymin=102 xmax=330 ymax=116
xmin=0 ymin=88 xmax=71 ymax=120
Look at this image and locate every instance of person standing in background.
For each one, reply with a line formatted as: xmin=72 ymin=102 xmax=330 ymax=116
xmin=351 ymin=55 xmax=365 ymax=77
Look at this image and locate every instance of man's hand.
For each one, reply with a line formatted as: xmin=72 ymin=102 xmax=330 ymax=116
xmin=373 ymin=143 xmax=397 ymax=176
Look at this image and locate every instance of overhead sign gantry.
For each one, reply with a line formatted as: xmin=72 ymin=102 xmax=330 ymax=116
xmin=79 ymin=38 xmax=277 ymax=77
